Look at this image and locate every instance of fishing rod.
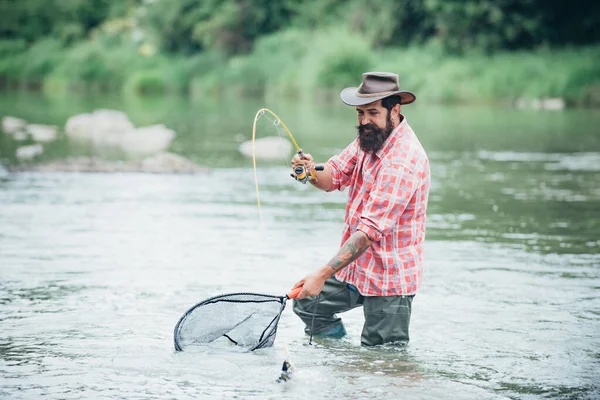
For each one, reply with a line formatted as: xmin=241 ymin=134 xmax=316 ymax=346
xmin=251 ymin=108 xmax=323 ymax=185
xmin=251 ymin=108 xmax=325 ymax=231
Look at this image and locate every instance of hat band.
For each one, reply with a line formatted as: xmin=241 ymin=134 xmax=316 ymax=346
xmin=355 ymin=90 xmax=399 ymax=98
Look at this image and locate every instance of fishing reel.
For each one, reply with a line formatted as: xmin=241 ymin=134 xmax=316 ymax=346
xmin=291 ymin=164 xmax=324 ymax=184
xmin=290 ymin=149 xmax=324 ymax=184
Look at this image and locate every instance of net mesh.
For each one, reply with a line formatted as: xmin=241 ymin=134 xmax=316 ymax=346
xmin=174 ymin=293 xmax=288 ymax=351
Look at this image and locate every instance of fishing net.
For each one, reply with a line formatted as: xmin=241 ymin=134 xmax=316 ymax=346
xmin=174 ymin=292 xmax=290 ymax=352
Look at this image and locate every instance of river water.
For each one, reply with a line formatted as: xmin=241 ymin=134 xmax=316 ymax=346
xmin=1 ymin=92 xmax=599 ymax=399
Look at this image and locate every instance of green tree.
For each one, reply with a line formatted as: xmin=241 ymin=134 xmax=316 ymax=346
xmin=0 ymin=0 xmax=125 ymax=45
xmin=424 ymin=0 xmax=600 ymax=53
xmin=141 ymin=0 xmax=293 ymax=54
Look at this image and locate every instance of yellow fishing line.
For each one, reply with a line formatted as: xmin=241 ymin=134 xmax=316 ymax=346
xmin=251 ymin=108 xmax=306 ymax=233
xmin=251 ymin=109 xmax=309 ymax=363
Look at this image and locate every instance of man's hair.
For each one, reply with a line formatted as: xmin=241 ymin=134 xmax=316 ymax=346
xmin=381 ymin=96 xmax=402 ymax=114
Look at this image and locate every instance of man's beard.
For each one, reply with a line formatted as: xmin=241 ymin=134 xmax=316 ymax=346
xmin=356 ymin=112 xmax=394 ymax=153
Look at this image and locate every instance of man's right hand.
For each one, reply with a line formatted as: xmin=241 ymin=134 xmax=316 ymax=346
xmin=291 ymin=152 xmax=333 ymax=191
xmin=291 ymin=152 xmax=315 ymax=172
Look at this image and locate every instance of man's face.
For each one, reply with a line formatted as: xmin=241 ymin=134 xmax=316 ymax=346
xmin=356 ymin=100 xmax=394 ymax=153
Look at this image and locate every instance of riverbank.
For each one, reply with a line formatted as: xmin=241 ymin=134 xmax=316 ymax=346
xmin=1 ymin=28 xmax=599 ymax=108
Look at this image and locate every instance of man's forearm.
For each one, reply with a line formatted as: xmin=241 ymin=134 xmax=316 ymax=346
xmin=309 ymin=164 xmax=333 ymax=191
xmin=317 ymin=230 xmax=373 ymax=279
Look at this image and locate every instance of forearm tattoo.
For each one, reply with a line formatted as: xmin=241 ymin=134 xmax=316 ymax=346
xmin=328 ymin=231 xmax=372 ymax=272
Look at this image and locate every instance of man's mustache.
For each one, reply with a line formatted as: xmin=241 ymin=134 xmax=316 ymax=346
xmin=358 ymin=124 xmax=380 ymax=135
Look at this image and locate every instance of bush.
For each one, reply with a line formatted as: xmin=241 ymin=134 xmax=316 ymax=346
xmin=199 ymin=27 xmax=373 ymax=99
xmin=50 ymin=40 xmax=123 ymax=87
xmin=22 ymin=38 xmax=64 ymax=81
xmin=123 ymin=70 xmax=167 ymax=95
xmin=0 ymin=39 xmax=28 ymax=80
xmin=318 ymin=51 xmax=370 ymax=89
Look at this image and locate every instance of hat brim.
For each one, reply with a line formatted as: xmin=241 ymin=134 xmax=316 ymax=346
xmin=340 ymin=87 xmax=416 ymax=106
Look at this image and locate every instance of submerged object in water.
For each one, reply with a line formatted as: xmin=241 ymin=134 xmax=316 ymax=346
xmin=276 ymin=359 xmax=294 ymax=383
xmin=276 ymin=345 xmax=294 ymax=383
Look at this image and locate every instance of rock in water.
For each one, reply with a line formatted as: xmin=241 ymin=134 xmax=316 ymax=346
xmin=27 ymin=124 xmax=58 ymax=142
xmin=16 ymin=144 xmax=44 ymax=160
xmin=65 ymin=110 xmax=177 ymax=155
xmin=120 ymin=125 xmax=176 ymax=156
xmin=65 ymin=110 xmax=129 ymax=146
xmin=2 ymin=116 xmax=27 ymax=134
xmin=66 ymin=109 xmax=136 ymax=146
xmin=239 ymin=136 xmax=293 ymax=161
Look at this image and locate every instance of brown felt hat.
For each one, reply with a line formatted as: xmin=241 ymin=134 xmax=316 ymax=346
xmin=340 ymin=72 xmax=416 ymax=106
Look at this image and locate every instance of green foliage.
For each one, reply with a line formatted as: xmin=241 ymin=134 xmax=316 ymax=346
xmin=287 ymin=0 xmax=434 ymax=48
xmin=423 ymin=0 xmax=600 ymax=54
xmin=51 ymin=40 xmax=127 ymax=85
xmin=371 ymin=45 xmax=600 ymax=104
xmin=140 ymin=0 xmax=293 ymax=54
xmin=239 ymin=28 xmax=308 ymax=93
xmin=0 ymin=0 xmax=114 ymax=44
xmin=2 ymin=0 xmax=600 ymax=59
xmin=22 ymin=39 xmax=65 ymax=81
xmin=123 ymin=70 xmax=168 ymax=95
xmin=318 ymin=53 xmax=370 ymax=89
xmin=424 ymin=0 xmax=542 ymax=54
xmin=312 ymin=30 xmax=372 ymax=89
xmin=194 ymin=27 xmax=373 ymax=99
xmin=1 ymin=0 xmax=599 ymax=105
xmin=0 ymin=38 xmax=27 ymax=55
xmin=0 ymin=39 xmax=28 ymax=80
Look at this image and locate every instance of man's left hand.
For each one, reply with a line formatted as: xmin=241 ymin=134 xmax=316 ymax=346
xmin=292 ymin=271 xmax=328 ymax=300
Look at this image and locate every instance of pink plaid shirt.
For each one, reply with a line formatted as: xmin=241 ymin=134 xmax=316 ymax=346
xmin=327 ymin=116 xmax=430 ymax=296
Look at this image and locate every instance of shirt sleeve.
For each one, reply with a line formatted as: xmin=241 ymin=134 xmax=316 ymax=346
xmin=356 ymin=162 xmax=417 ymax=242
xmin=326 ymin=139 xmax=358 ymax=192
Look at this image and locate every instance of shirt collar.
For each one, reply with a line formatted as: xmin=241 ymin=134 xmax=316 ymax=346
xmin=374 ymin=114 xmax=407 ymax=159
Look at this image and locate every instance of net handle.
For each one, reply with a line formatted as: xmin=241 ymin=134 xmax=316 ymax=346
xmin=287 ymin=287 xmax=302 ymax=299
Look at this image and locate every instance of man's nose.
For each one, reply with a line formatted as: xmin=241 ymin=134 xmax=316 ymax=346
xmin=359 ymin=115 xmax=370 ymax=125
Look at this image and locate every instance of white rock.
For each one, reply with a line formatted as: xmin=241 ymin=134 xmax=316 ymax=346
xmin=514 ymin=98 xmax=527 ymax=110
xmin=65 ymin=113 xmax=94 ymax=141
xmin=2 ymin=116 xmax=27 ymax=134
xmin=239 ymin=136 xmax=293 ymax=161
xmin=90 ymin=109 xmax=134 ymax=144
xmin=65 ymin=110 xmax=176 ymax=156
xmin=16 ymin=144 xmax=44 ymax=160
xmin=515 ymin=97 xmax=566 ymax=111
xmin=541 ymin=98 xmax=565 ymax=110
xmin=27 ymin=124 xmax=58 ymax=142
xmin=13 ymin=131 xmax=29 ymax=141
xmin=91 ymin=109 xmax=132 ymax=124
xmin=65 ymin=109 xmax=134 ymax=146
xmin=120 ymin=124 xmax=176 ymax=156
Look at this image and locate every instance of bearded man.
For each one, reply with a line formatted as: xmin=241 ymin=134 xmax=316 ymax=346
xmin=291 ymin=72 xmax=431 ymax=346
